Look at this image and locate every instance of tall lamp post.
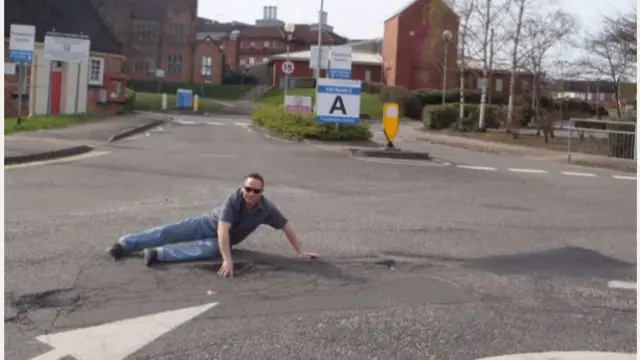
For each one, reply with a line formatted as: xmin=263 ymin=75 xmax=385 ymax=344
xmin=441 ymin=29 xmax=452 ymax=105
xmin=230 ymin=29 xmax=242 ymax=84
xmin=284 ymin=23 xmax=295 ymax=96
xmin=315 ymin=0 xmax=325 ymax=81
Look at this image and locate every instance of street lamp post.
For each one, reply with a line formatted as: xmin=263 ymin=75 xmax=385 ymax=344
xmin=315 ymin=0 xmax=325 ymax=81
xmin=230 ymin=30 xmax=242 ymax=83
xmin=441 ymin=29 xmax=452 ymax=105
xmin=284 ymin=23 xmax=295 ymax=97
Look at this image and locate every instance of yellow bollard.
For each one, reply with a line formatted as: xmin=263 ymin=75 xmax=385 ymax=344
xmin=193 ymin=94 xmax=200 ymax=112
xmin=382 ymin=102 xmax=400 ymax=149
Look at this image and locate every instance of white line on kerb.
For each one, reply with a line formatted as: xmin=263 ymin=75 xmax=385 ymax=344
xmin=612 ymin=175 xmax=637 ymax=180
xmin=508 ymin=168 xmax=548 ymax=174
xmin=456 ymin=165 xmax=497 ymax=171
xmin=561 ymin=171 xmax=596 ymax=177
xmin=608 ymin=280 xmax=637 ymax=291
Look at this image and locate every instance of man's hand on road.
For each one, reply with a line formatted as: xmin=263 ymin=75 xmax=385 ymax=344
xmin=297 ymin=252 xmax=319 ymax=260
xmin=217 ymin=260 xmax=234 ymax=277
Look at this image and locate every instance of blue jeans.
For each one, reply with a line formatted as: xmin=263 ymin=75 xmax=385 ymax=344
xmin=118 ymin=215 xmax=221 ymax=262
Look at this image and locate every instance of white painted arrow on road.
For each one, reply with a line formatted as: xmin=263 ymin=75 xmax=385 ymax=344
xmin=30 ymin=302 xmax=218 ymax=360
xmin=477 ymin=351 xmax=636 ymax=359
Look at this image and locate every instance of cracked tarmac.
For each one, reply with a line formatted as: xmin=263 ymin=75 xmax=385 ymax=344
xmin=5 ymin=115 xmax=636 ymax=360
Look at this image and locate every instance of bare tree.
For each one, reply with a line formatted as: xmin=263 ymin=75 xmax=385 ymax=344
xmin=521 ymin=10 xmax=579 ymax=143
xmin=450 ymin=0 xmax=478 ymax=126
xmin=580 ymin=13 xmax=636 ymax=118
xmin=470 ymin=0 xmax=511 ymax=130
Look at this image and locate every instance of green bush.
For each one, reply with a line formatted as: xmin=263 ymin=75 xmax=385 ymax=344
xmin=423 ymin=103 xmax=504 ymax=131
xmin=362 ymin=81 xmax=384 ymax=94
xmin=413 ymin=89 xmax=512 ymax=106
xmin=251 ymin=105 xmax=372 ymax=141
xmin=379 ymin=85 xmax=422 ymax=120
xmin=121 ymin=89 xmax=136 ymax=114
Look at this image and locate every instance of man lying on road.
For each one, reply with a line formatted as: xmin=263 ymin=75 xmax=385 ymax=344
xmin=106 ymin=172 xmax=318 ymax=277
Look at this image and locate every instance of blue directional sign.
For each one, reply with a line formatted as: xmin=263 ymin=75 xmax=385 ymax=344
xmin=8 ymin=50 xmax=33 ymax=63
xmin=328 ymin=46 xmax=352 ymax=79
xmin=315 ymin=78 xmax=361 ymax=125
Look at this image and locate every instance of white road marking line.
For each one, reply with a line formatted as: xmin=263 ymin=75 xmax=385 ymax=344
xmin=476 ymin=351 xmax=636 ymax=359
xmin=350 ymin=156 xmax=450 ymax=167
xmin=612 ymin=175 xmax=636 ymax=180
xmin=507 ymin=168 xmax=548 ymax=174
xmin=561 ymin=171 xmax=596 ymax=177
xmin=608 ymin=280 xmax=637 ymax=291
xmin=30 ymin=302 xmax=218 ymax=360
xmin=5 ymin=151 xmax=111 ymax=169
xmin=457 ymin=165 xmax=497 ymax=171
xmin=234 ymin=122 xmax=250 ymax=127
xmin=205 ymin=121 xmax=225 ymax=126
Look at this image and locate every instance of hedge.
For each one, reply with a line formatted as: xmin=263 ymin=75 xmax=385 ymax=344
xmin=422 ymin=103 xmax=505 ymax=131
xmin=251 ymin=105 xmax=372 ymax=141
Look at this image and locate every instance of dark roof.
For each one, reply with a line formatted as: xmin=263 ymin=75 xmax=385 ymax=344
xmin=5 ymin=0 xmax=122 ymax=54
xmin=223 ymin=23 xmax=348 ymax=44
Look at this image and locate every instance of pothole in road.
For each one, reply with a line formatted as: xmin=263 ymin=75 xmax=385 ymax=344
xmin=5 ymin=288 xmax=83 ymax=324
xmin=570 ymin=287 xmax=636 ymax=312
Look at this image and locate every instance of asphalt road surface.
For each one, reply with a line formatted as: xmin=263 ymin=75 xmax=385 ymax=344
xmin=5 ymin=115 xmax=636 ymax=360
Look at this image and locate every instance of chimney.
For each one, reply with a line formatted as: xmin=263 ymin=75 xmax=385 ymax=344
xmin=263 ymin=6 xmax=268 ymax=19
xmin=272 ymin=6 xmax=278 ymax=19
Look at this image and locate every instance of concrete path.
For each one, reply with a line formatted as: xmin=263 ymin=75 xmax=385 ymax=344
xmin=5 ymin=112 xmax=170 ymax=165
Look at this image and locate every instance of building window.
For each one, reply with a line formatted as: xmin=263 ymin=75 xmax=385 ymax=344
xmin=521 ymin=80 xmax=529 ymax=91
xmin=167 ymin=54 xmax=183 ymax=74
xmin=88 ymin=57 xmax=105 ymax=86
xmin=134 ymin=61 xmax=150 ymax=74
xmin=248 ymin=57 xmax=255 ymax=64
xmin=365 ymin=70 xmax=372 ymax=81
xmin=201 ymin=56 xmax=212 ymax=76
xmin=476 ymin=78 xmax=484 ymax=89
xmin=249 ymin=41 xmax=256 ymax=48
xmin=239 ymin=59 xmax=246 ymax=65
xmin=264 ymin=41 xmax=270 ymax=48
xmin=495 ymin=78 xmax=504 ymax=92
xmin=167 ymin=23 xmax=184 ymax=42
xmin=135 ymin=21 xmax=158 ymax=41
xmin=262 ymin=57 xmax=268 ymax=63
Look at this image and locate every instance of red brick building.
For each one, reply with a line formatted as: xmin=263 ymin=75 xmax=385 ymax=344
xmin=5 ymin=0 xmax=128 ymax=117
xmin=383 ymin=0 xmax=460 ymax=90
xmin=199 ymin=6 xmax=349 ymax=71
xmin=93 ymin=0 xmax=224 ymax=84
xmin=267 ymin=50 xmax=382 ymax=88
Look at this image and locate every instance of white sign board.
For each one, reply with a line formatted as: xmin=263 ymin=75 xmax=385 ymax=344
xmin=284 ymin=95 xmax=312 ymax=114
xmin=328 ymin=46 xmax=352 ymax=79
xmin=281 ymin=60 xmax=295 ymax=75
xmin=9 ymin=24 xmax=36 ymax=63
xmin=4 ymin=63 xmax=17 ymax=75
xmin=44 ymin=34 xmax=91 ymax=63
xmin=309 ymin=45 xmax=329 ymax=70
xmin=315 ymin=78 xmax=361 ymax=125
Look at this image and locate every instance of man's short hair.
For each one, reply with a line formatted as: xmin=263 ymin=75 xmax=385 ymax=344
xmin=244 ymin=172 xmax=265 ymax=186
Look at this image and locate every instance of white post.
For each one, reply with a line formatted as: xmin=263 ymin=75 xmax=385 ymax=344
xmin=315 ymin=0 xmax=324 ymax=81
xmin=161 ymin=93 xmax=167 ymax=111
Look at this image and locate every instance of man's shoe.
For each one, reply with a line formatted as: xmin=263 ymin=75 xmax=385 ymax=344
xmin=144 ymin=248 xmax=159 ymax=267
xmin=107 ymin=243 xmax=126 ymax=260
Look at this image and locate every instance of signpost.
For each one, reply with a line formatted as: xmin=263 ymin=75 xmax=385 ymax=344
xmin=309 ymin=45 xmax=329 ymax=71
xmin=44 ymin=31 xmax=91 ymax=115
xmin=315 ymin=78 xmax=361 ymax=125
xmin=328 ymin=46 xmax=352 ymax=79
xmin=281 ymin=60 xmax=294 ymax=97
xmin=285 ymin=95 xmax=312 ymax=114
xmin=9 ymin=24 xmax=36 ymax=123
xmin=382 ymin=102 xmax=400 ymax=149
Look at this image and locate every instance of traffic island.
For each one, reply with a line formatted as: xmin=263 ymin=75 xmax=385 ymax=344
xmin=348 ymin=146 xmax=431 ymax=160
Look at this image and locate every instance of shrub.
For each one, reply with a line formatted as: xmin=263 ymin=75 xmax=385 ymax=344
xmin=251 ymin=105 xmax=372 ymax=141
xmin=413 ymin=89 xmax=511 ymax=106
xmin=379 ymin=85 xmax=422 ymax=120
xmin=422 ymin=103 xmax=504 ymax=131
xmin=362 ymin=81 xmax=385 ymax=94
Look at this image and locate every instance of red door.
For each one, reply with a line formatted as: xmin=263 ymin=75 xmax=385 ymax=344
xmin=49 ymin=70 xmax=62 ymax=115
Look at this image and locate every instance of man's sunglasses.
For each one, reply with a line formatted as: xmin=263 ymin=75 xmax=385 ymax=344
xmin=244 ymin=186 xmax=263 ymax=194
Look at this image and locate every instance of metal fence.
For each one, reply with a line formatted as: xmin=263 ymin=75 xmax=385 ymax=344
xmin=567 ymin=118 xmax=637 ymax=163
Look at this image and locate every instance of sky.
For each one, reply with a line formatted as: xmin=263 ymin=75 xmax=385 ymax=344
xmin=198 ymin=0 xmax=635 ymax=40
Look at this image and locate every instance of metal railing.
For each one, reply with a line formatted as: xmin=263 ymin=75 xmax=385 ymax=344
xmin=567 ymin=118 xmax=637 ymax=163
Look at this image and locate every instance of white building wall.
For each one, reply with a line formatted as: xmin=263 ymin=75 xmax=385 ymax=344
xmin=28 ymin=44 xmax=89 ymax=116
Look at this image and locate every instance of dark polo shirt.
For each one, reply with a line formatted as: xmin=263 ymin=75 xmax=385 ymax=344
xmin=210 ymin=188 xmax=288 ymax=246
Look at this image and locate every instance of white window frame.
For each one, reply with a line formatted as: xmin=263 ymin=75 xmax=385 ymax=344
xmin=495 ymin=78 xmax=504 ymax=92
xmin=201 ymin=56 xmax=212 ymax=76
xmin=88 ymin=57 xmax=105 ymax=87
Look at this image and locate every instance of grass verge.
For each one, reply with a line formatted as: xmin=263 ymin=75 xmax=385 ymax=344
xmin=134 ymin=92 xmax=222 ymax=111
xmin=251 ymin=104 xmax=372 ymax=141
xmin=5 ymin=114 xmax=97 ymax=134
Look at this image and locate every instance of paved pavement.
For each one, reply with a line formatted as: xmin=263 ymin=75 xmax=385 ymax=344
xmin=5 ymin=115 xmax=636 ymax=360
xmin=5 ymin=112 xmax=169 ymax=163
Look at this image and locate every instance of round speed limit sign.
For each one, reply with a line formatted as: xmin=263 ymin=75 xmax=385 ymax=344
xmin=281 ymin=61 xmax=295 ymax=75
